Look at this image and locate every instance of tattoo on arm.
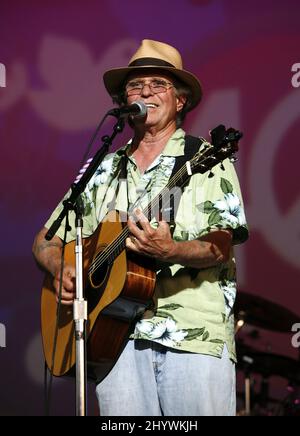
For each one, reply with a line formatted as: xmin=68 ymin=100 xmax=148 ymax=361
xmin=36 ymin=241 xmax=62 ymax=254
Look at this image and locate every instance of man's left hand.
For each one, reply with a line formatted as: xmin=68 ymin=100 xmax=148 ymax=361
xmin=126 ymin=209 xmax=176 ymax=260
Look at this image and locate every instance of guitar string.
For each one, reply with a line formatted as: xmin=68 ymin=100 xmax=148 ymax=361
xmin=87 ymin=147 xmax=213 ymax=277
xmin=87 ymin=146 xmax=224 ymax=278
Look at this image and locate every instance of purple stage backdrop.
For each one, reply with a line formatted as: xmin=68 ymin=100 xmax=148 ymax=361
xmin=0 ymin=0 xmax=300 ymax=416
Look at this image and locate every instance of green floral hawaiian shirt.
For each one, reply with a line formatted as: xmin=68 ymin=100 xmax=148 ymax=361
xmin=45 ymin=128 xmax=248 ymax=362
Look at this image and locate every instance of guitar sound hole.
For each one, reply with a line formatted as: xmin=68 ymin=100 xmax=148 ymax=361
xmin=89 ymin=260 xmax=110 ymax=289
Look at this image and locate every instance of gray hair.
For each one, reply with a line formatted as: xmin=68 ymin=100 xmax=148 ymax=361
xmin=173 ymin=80 xmax=193 ymax=127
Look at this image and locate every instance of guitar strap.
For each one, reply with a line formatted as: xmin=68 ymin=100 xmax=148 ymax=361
xmin=164 ymin=134 xmax=204 ymax=225
xmin=170 ymin=134 xmax=204 ymax=181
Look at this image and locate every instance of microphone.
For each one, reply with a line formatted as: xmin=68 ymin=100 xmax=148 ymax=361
xmin=108 ymin=101 xmax=147 ymax=118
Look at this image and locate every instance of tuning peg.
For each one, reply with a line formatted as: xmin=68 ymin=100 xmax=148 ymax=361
xmin=230 ymin=155 xmax=238 ymax=163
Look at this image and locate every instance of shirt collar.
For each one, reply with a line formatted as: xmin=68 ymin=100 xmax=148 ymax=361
xmin=116 ymin=128 xmax=186 ymax=159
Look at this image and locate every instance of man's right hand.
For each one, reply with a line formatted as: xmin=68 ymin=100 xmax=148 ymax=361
xmin=52 ymin=264 xmax=76 ymax=306
xmin=32 ymin=227 xmax=77 ymax=306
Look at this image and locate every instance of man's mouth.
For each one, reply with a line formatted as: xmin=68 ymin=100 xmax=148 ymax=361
xmin=145 ymin=103 xmax=159 ymax=109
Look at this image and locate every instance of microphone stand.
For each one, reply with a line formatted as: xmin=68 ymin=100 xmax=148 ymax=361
xmin=74 ymin=200 xmax=87 ymax=416
xmin=45 ymin=113 xmax=125 ymax=416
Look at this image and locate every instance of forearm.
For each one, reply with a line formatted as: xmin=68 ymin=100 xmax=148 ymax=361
xmin=127 ymin=212 xmax=232 ymax=268
xmin=32 ymin=227 xmax=63 ymax=276
xmin=166 ymin=237 xmax=229 ymax=269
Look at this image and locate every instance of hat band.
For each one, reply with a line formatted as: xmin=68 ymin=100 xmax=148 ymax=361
xmin=128 ymin=57 xmax=175 ymax=68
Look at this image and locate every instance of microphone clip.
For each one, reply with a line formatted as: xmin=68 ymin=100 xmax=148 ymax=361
xmin=107 ymin=108 xmax=123 ymax=117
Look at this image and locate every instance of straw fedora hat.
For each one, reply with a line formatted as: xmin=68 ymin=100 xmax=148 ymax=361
xmin=103 ymin=39 xmax=202 ymax=110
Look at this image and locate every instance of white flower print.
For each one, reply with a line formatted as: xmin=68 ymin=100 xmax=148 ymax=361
xmin=93 ymin=157 xmax=115 ymax=186
xmin=214 ymin=193 xmax=246 ymax=227
xmin=162 ymin=156 xmax=176 ymax=168
xmin=135 ymin=318 xmax=188 ymax=347
xmin=135 ymin=320 xmax=154 ymax=335
xmin=219 ymin=280 xmax=236 ymax=317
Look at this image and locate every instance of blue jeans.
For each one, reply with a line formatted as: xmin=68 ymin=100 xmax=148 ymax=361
xmin=95 ymin=339 xmax=236 ymax=416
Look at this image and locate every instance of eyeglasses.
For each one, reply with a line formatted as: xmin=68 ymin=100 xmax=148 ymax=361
xmin=125 ymin=79 xmax=174 ymax=96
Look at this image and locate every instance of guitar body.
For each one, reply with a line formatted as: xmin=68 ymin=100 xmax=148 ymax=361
xmin=41 ymin=210 xmax=156 ymax=381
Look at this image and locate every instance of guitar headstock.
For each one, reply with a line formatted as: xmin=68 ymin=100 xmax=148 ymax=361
xmin=192 ymin=125 xmax=243 ymax=175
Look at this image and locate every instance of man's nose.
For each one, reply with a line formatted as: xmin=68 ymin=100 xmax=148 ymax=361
xmin=140 ymin=83 xmax=154 ymax=96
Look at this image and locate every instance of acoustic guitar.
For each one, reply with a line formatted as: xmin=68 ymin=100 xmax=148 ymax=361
xmin=41 ymin=127 xmax=241 ymax=382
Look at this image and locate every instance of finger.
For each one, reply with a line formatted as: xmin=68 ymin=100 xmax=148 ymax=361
xmin=53 ymin=266 xmax=75 ymax=291
xmin=64 ymin=268 xmax=76 ymax=288
xmin=62 ymin=289 xmax=75 ymax=299
xmin=133 ymin=209 xmax=154 ymax=234
xmin=62 ymin=300 xmax=74 ymax=306
xmin=133 ymin=209 xmax=148 ymax=222
xmin=53 ymin=266 xmax=75 ymax=305
xmin=55 ymin=293 xmax=75 ymax=305
xmin=126 ymin=237 xmax=139 ymax=252
xmin=128 ymin=216 xmax=144 ymax=238
xmin=54 ymin=283 xmax=75 ymax=300
xmin=56 ymin=296 xmax=74 ymax=306
xmin=64 ymin=277 xmax=75 ymax=291
xmin=157 ymin=220 xmax=171 ymax=233
xmin=54 ymin=272 xmax=75 ymax=291
xmin=55 ymin=277 xmax=74 ymax=292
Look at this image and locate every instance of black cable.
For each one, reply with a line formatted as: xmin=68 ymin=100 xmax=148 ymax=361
xmin=78 ymin=113 xmax=110 ymax=170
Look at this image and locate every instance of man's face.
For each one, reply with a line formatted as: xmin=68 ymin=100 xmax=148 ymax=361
xmin=125 ymin=72 xmax=186 ymax=130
